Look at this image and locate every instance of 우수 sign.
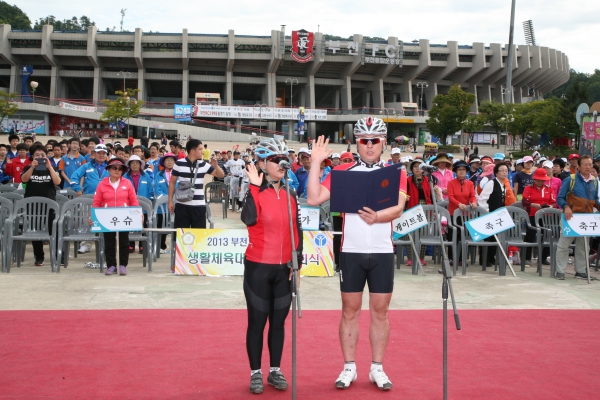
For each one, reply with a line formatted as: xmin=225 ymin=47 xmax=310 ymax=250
xmin=91 ymin=207 xmax=144 ymax=232
xmin=465 ymin=207 xmax=515 ymax=242
xmin=392 ymin=205 xmax=428 ymax=239
xmin=561 ymin=213 xmax=600 ymax=236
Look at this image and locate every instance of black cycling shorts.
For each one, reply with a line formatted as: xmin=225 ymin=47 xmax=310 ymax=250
xmin=338 ymin=252 xmax=395 ymax=294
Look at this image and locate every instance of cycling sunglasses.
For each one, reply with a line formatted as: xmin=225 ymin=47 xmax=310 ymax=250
xmin=268 ymin=157 xmax=288 ymax=165
xmin=358 ymin=137 xmax=383 ymax=145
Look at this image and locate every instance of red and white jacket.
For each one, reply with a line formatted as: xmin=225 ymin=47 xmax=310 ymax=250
xmin=92 ymin=177 xmax=140 ymax=208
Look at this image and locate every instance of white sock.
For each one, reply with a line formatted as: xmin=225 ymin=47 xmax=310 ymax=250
xmin=371 ymin=362 xmax=382 ymax=371
xmin=269 ymin=367 xmax=280 ymax=373
xmin=344 ymin=361 xmax=356 ymax=371
xmin=251 ymin=369 xmax=261 ymax=377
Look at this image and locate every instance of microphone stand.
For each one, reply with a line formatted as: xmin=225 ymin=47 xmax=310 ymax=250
xmin=283 ymin=167 xmax=302 ymax=400
xmin=427 ymin=173 xmax=461 ymax=400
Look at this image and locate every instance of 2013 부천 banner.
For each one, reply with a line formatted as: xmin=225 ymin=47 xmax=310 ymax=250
xmin=174 ymin=229 xmax=334 ymax=276
xmin=291 ymin=30 xmax=314 ymax=63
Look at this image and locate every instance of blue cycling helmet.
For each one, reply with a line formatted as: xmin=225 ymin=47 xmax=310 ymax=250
xmin=254 ymin=138 xmax=288 ymax=159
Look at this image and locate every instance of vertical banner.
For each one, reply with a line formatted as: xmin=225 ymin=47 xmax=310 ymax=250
xmin=174 ymin=229 xmax=334 ymax=276
xmin=291 ymin=30 xmax=314 ymax=63
xmin=297 ymin=107 xmax=305 ymax=139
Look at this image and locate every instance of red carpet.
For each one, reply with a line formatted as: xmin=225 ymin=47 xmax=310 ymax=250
xmin=0 ymin=309 xmax=598 ymax=399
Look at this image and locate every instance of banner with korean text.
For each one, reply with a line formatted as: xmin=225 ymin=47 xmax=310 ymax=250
xmin=174 ymin=229 xmax=334 ymax=276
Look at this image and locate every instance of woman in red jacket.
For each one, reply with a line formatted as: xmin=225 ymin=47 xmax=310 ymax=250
xmin=405 ymin=159 xmax=441 ymax=266
xmin=241 ymin=138 xmax=302 ymax=394
xmin=447 ymin=161 xmax=478 ymax=264
xmin=91 ymin=158 xmax=140 ymax=276
xmin=521 ymin=168 xmax=556 ymax=266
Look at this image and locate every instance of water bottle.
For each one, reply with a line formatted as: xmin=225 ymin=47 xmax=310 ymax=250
xmin=508 ymin=251 xmax=514 ymax=265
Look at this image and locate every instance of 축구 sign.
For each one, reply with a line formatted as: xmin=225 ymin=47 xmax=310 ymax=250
xmin=392 ymin=205 xmax=428 ymax=239
xmin=465 ymin=207 xmax=515 ymax=242
xmin=561 ymin=214 xmax=600 ymax=236
xmin=91 ymin=207 xmax=144 ymax=232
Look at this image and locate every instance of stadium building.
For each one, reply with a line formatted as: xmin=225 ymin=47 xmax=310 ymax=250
xmin=0 ymin=25 xmax=569 ymax=143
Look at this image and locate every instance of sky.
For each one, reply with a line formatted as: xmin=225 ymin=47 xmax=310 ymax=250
xmin=11 ymin=0 xmax=599 ymax=74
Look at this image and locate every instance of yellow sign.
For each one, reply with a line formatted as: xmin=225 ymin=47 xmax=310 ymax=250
xmin=174 ymin=229 xmax=334 ymax=277
xmin=382 ymin=117 xmax=415 ymax=123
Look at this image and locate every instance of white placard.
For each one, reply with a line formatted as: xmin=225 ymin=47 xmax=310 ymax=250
xmin=465 ymin=207 xmax=515 ymax=242
xmin=392 ymin=205 xmax=428 ymax=238
xmin=300 ymin=206 xmax=320 ymax=231
xmin=59 ymin=102 xmax=97 ymax=113
xmin=194 ymin=105 xmax=327 ymax=121
xmin=91 ymin=207 xmax=144 ymax=232
xmin=561 ymin=214 xmax=600 ymax=236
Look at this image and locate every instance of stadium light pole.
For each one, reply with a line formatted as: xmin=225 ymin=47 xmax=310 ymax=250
xmin=285 ymin=78 xmax=298 ymax=109
xmin=117 ymin=71 xmax=132 ymax=93
xmin=416 ymin=82 xmax=428 ymax=117
xmin=30 ymin=81 xmax=38 ymax=103
xmin=254 ymin=103 xmax=267 ymax=137
xmin=501 ymin=114 xmax=514 ymax=152
xmin=504 ymin=0 xmax=516 ymax=106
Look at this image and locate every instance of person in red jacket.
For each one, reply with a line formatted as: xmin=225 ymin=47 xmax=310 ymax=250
xmin=241 ymin=138 xmax=302 ymax=394
xmin=447 ymin=160 xmax=477 ymax=264
xmin=91 ymin=158 xmax=140 ymax=276
xmin=4 ymin=144 xmax=30 ymax=184
xmin=521 ymin=168 xmax=556 ymax=266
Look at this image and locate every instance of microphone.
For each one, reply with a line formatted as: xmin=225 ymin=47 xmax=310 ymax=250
xmin=279 ymin=160 xmax=291 ymax=170
xmin=419 ymin=163 xmax=439 ymax=173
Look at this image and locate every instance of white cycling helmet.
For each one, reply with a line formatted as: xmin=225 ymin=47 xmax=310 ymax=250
xmin=354 ymin=116 xmax=387 ymax=136
xmin=254 ymin=138 xmax=289 ymax=159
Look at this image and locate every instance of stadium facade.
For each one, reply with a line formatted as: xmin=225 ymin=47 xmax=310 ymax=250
xmin=0 ymin=25 xmax=569 ymax=142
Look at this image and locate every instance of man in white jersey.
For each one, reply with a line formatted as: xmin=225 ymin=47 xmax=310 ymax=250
xmin=224 ymin=151 xmax=246 ymax=212
xmin=307 ymin=117 xmax=407 ymax=391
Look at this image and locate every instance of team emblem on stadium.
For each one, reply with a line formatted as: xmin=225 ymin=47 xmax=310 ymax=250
xmin=291 ymin=30 xmax=314 ymax=63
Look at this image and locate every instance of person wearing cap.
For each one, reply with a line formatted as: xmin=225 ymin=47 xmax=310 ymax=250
xmin=405 ymin=159 xmax=441 ymax=266
xmin=513 ymin=156 xmax=535 ymax=198
xmin=521 ymin=168 xmax=556 ymax=266
xmin=478 ymin=162 xmax=511 ymax=267
xmin=387 ymin=148 xmax=401 ymax=166
xmin=331 ymin=153 xmax=341 ymax=167
xmin=555 ymin=155 xmax=600 ymax=280
xmin=287 ymin=148 xmax=298 ymax=167
xmin=307 ymin=117 xmax=407 ymax=391
xmin=154 ymin=152 xmax=177 ymax=253
xmin=91 ymin=158 xmax=140 ymax=275
xmin=292 ymin=148 xmax=308 ymax=173
xmin=493 ymin=153 xmax=505 ymax=165
xmin=447 ymin=160 xmax=477 ymax=263
xmin=225 ymin=151 xmax=246 ymax=211
xmin=431 ymin=153 xmax=454 ymax=200
xmin=567 ymin=153 xmax=580 ymax=174
xmin=301 ymin=155 xmax=331 ymax=199
xmin=467 ymin=158 xmax=482 ymax=184
xmin=542 ymin=160 xmax=562 ymax=199
xmin=514 ymin=159 xmax=524 ymax=173
xmin=295 ymin=149 xmax=312 ymax=197
xmin=124 ymin=155 xmax=155 ymax=254
xmin=69 ymin=144 xmax=109 ymax=196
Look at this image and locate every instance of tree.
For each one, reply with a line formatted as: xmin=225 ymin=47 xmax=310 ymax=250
xmin=0 ymin=1 xmax=31 ymax=29
xmin=426 ymin=85 xmax=475 ymax=145
xmin=33 ymin=15 xmax=96 ymax=31
xmin=506 ymin=102 xmax=540 ymax=151
xmin=478 ymin=100 xmax=506 ymax=148
xmin=100 ymin=89 xmax=144 ymax=136
xmin=532 ymin=97 xmax=578 ymax=146
xmin=461 ymin=115 xmax=484 ymax=149
xmin=0 ymin=90 xmax=19 ymax=131
xmin=547 ymin=68 xmax=600 ymax=104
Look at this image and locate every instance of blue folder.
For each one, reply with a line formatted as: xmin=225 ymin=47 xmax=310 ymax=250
xmin=330 ymin=164 xmax=401 ymax=213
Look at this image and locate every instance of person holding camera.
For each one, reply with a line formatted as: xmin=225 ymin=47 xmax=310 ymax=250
xmin=167 ymin=139 xmax=224 ymax=229
xmin=21 ymin=144 xmax=62 ymax=266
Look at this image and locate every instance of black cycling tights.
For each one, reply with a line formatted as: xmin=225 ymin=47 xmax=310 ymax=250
xmin=244 ymin=259 xmax=292 ymax=371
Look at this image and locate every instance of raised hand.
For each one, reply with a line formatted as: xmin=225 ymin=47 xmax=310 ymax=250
xmin=310 ymin=136 xmax=332 ymax=166
xmin=246 ymin=162 xmax=263 ymax=186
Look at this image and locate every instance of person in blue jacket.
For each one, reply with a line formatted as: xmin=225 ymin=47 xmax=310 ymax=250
xmin=154 ymin=152 xmax=177 ymax=253
xmin=69 ymin=144 xmax=109 ymax=196
xmin=124 ymin=155 xmax=155 ymax=254
xmin=69 ymin=144 xmax=110 ymax=255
